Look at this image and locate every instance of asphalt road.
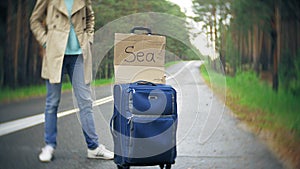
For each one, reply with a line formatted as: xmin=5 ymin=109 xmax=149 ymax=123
xmin=0 ymin=61 xmax=284 ymax=169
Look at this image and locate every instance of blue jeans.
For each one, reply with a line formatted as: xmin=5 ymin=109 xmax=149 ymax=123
xmin=44 ymin=54 xmax=99 ymax=149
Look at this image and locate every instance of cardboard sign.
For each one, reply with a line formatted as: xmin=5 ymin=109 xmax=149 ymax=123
xmin=114 ymin=33 xmax=166 ymax=84
xmin=114 ymin=33 xmax=166 ymax=66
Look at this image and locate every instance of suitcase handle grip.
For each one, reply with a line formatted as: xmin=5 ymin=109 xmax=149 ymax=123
xmin=130 ymin=27 xmax=152 ymax=35
xmin=134 ymin=80 xmax=157 ymax=86
xmin=110 ymin=112 xmax=118 ymax=137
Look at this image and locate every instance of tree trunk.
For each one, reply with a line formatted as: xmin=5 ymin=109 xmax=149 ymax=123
xmin=272 ymin=5 xmax=280 ymax=91
xmin=253 ymin=25 xmax=260 ymax=74
xmin=248 ymin=30 xmax=252 ymax=63
xmin=13 ymin=0 xmax=22 ymax=87
xmin=22 ymin=0 xmax=30 ymax=86
xmin=261 ymin=34 xmax=269 ymax=71
xmin=5 ymin=0 xmax=13 ymax=87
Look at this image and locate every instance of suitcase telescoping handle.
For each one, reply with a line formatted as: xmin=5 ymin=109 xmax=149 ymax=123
xmin=130 ymin=26 xmax=152 ymax=35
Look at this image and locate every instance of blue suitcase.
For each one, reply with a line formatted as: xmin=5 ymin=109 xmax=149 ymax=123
xmin=110 ymin=81 xmax=177 ymax=169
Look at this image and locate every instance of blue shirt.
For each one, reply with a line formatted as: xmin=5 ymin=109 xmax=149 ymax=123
xmin=64 ymin=0 xmax=82 ymax=55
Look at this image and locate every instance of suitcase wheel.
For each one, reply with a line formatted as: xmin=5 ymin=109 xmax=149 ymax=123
xmin=117 ymin=165 xmax=130 ymax=169
xmin=159 ymin=164 xmax=171 ymax=169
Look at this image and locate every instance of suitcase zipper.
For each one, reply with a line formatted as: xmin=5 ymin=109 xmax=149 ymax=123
xmin=172 ymin=94 xmax=175 ymax=114
xmin=127 ymin=114 xmax=175 ymax=126
xmin=127 ymin=116 xmax=133 ymax=124
xmin=130 ymin=114 xmax=174 ymax=118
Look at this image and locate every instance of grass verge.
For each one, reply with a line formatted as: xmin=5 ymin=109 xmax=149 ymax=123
xmin=0 ymin=60 xmax=179 ymax=103
xmin=0 ymin=78 xmax=112 ymax=103
xmin=200 ymin=64 xmax=300 ymax=169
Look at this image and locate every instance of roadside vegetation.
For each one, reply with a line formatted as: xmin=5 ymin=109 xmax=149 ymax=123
xmin=0 ymin=79 xmax=112 ymax=103
xmin=0 ymin=61 xmax=180 ymax=103
xmin=193 ymin=0 xmax=300 ymax=167
xmin=200 ymin=63 xmax=300 ymax=168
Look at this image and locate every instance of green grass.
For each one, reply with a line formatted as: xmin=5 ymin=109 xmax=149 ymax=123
xmin=0 ymin=61 xmax=179 ymax=103
xmin=0 ymin=78 xmax=112 ymax=103
xmin=200 ymin=64 xmax=300 ymax=136
xmin=227 ymin=71 xmax=300 ymax=134
xmin=0 ymin=85 xmax=47 ymax=103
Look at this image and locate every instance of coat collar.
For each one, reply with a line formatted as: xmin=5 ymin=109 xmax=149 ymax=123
xmin=71 ymin=0 xmax=85 ymax=16
xmin=55 ymin=0 xmax=68 ymax=17
xmin=54 ymin=0 xmax=85 ymax=17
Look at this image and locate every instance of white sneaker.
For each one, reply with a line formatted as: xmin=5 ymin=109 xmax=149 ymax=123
xmin=87 ymin=145 xmax=114 ymax=160
xmin=39 ymin=145 xmax=54 ymax=162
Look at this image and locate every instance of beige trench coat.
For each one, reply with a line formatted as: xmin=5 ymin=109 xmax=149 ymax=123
xmin=30 ymin=0 xmax=95 ymax=84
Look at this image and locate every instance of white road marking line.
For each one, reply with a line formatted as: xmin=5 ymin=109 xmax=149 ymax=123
xmin=0 ymin=96 xmax=113 ymax=137
xmin=0 ymin=61 xmax=198 ymax=137
xmin=166 ymin=61 xmax=194 ymax=80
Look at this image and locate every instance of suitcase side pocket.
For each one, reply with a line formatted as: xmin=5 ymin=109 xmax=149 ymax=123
xmin=127 ymin=114 xmax=177 ymax=162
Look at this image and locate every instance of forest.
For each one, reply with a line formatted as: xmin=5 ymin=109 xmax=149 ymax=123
xmin=0 ymin=0 xmax=300 ymax=97
xmin=193 ymin=0 xmax=300 ymax=96
xmin=0 ymin=0 xmax=197 ymax=89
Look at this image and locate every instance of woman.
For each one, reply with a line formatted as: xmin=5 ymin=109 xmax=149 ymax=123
xmin=30 ymin=0 xmax=113 ymax=162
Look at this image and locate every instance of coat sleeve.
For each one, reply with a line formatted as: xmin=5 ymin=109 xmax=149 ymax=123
xmin=85 ymin=0 xmax=95 ymax=44
xmin=30 ymin=0 xmax=48 ymax=47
